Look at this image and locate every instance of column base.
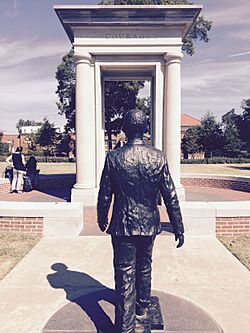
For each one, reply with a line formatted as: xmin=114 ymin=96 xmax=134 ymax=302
xmin=175 ymin=184 xmax=186 ymax=202
xmin=71 ymin=187 xmax=98 ymax=206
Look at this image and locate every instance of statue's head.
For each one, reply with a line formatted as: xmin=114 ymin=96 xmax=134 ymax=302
xmin=123 ymin=109 xmax=148 ymax=139
xmin=51 ymin=263 xmax=68 ymax=272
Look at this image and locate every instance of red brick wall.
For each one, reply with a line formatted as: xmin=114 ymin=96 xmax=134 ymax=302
xmin=0 ymin=216 xmax=43 ymax=234
xmin=1 ymin=175 xmax=249 ymax=192
xmin=216 ymin=217 xmax=250 ymax=236
xmin=181 ymin=177 xmax=250 ymax=192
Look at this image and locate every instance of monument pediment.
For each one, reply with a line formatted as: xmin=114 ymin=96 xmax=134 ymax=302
xmin=54 ymin=5 xmax=202 ymax=43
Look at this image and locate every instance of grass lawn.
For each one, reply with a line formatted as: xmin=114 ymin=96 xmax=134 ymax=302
xmin=1 ymin=162 xmax=249 ymax=177
xmin=218 ymin=235 xmax=250 ymax=271
xmin=0 ymin=232 xmax=41 ymax=280
xmin=181 ymin=163 xmax=250 ymax=177
xmin=0 ymin=233 xmax=249 ymax=281
xmin=0 ymin=162 xmax=76 ymax=176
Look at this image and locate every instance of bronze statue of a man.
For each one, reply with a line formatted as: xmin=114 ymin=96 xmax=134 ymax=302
xmin=97 ymin=109 xmax=184 ymax=333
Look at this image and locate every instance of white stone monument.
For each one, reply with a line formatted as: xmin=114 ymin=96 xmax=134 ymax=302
xmin=54 ymin=5 xmax=202 ymax=204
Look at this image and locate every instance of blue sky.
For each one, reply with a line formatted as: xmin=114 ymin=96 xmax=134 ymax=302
xmin=0 ymin=0 xmax=249 ymax=133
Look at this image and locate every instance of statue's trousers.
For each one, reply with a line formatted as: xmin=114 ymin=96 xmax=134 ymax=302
xmin=111 ymin=235 xmax=155 ymax=333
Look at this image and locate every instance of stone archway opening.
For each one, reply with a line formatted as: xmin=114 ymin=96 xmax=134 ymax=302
xmin=103 ymin=78 xmax=152 ymax=152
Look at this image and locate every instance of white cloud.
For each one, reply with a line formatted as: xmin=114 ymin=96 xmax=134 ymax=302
xmin=182 ymin=58 xmax=250 ymax=91
xmin=181 ymin=58 xmax=250 ymax=118
xmin=0 ymin=38 xmax=69 ymax=68
xmin=0 ymin=76 xmax=65 ymax=132
xmin=230 ymin=30 xmax=250 ymax=41
xmin=204 ymin=1 xmax=249 ymax=28
xmin=0 ymin=37 xmax=68 ymax=132
xmin=3 ymin=0 xmax=20 ymax=19
xmin=182 ymin=74 xmax=217 ymax=91
xmin=228 ymin=51 xmax=250 ymax=58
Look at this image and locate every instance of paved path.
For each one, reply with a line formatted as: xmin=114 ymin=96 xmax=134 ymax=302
xmin=0 ymin=236 xmax=249 ymax=333
xmin=0 ymin=182 xmax=250 ymax=332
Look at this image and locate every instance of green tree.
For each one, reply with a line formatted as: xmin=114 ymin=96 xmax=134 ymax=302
xmin=238 ymin=99 xmax=250 ymax=152
xmin=181 ymin=125 xmax=202 ymax=158
xmin=100 ymin=0 xmax=212 ymax=56
xmin=104 ymin=81 xmax=145 ymax=150
xmin=221 ymin=109 xmax=242 ymax=157
xmin=56 ymin=133 xmax=75 ymax=157
xmin=199 ymin=112 xmax=223 ymax=158
xmin=16 ymin=119 xmax=43 ymax=132
xmin=55 ymin=49 xmax=75 ymax=131
xmin=36 ymin=118 xmax=57 ymax=157
xmin=136 ymin=96 xmax=151 ymax=118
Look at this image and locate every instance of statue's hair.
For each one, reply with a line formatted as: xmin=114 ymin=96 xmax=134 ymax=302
xmin=51 ymin=263 xmax=68 ymax=271
xmin=123 ymin=109 xmax=148 ymax=136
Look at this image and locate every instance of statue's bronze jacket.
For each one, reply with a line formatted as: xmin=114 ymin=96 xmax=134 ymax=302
xmin=97 ymin=140 xmax=184 ymax=237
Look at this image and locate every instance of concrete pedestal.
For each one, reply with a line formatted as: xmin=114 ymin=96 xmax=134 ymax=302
xmin=71 ymin=188 xmax=98 ymax=206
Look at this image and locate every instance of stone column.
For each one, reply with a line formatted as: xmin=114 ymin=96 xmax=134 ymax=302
xmin=72 ymin=51 xmax=96 ymax=203
xmin=163 ymin=52 xmax=185 ymax=200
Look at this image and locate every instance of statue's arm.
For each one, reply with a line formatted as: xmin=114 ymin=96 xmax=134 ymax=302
xmin=97 ymin=155 xmax=113 ymax=232
xmin=159 ymin=158 xmax=184 ymax=248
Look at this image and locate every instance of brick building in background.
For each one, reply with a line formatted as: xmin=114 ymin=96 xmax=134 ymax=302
xmin=1 ymin=133 xmax=28 ymax=154
xmin=181 ymin=114 xmax=204 ymax=159
xmin=1 ymin=115 xmax=202 ymax=157
xmin=181 ymin=114 xmax=201 ymax=138
xmin=1 ymin=125 xmax=65 ymax=155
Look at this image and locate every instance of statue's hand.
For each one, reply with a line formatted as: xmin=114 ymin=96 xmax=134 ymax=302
xmin=175 ymin=233 xmax=184 ymax=248
xmin=98 ymin=220 xmax=108 ymax=232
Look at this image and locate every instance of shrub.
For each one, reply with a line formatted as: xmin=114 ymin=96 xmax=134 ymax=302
xmin=181 ymin=157 xmax=250 ymax=164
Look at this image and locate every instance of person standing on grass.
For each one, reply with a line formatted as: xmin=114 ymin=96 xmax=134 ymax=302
xmin=6 ymin=146 xmax=26 ymax=193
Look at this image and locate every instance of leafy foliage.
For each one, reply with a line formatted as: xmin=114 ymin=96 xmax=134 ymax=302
xmin=136 ymin=97 xmax=151 ymax=118
xmin=100 ymin=0 xmax=212 ymax=56
xmin=16 ymin=119 xmax=43 ymax=132
xmin=221 ymin=109 xmax=243 ymax=157
xmin=199 ymin=112 xmax=224 ymax=158
xmin=181 ymin=157 xmax=250 ymax=164
xmin=55 ymin=49 xmax=75 ymax=131
xmin=181 ymin=125 xmax=202 ymax=158
xmin=239 ymin=99 xmax=250 ymax=151
xmin=56 ymin=133 xmax=75 ymax=157
xmin=104 ymin=81 xmax=145 ymax=149
xmin=36 ymin=118 xmax=57 ymax=156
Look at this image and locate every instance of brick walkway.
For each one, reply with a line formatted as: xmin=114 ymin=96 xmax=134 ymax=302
xmin=1 ymin=186 xmax=249 ymax=237
xmin=0 ymin=186 xmax=250 ymax=203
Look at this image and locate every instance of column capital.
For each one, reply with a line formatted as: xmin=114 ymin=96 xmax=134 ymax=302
xmin=164 ymin=52 xmax=183 ymax=64
xmin=74 ymin=51 xmax=92 ymax=65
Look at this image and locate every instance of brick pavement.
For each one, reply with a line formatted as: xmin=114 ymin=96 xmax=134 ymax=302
xmin=0 ymin=186 xmax=250 ymax=203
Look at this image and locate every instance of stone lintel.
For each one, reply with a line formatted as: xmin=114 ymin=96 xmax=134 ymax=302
xmin=54 ymin=5 xmax=202 ymax=43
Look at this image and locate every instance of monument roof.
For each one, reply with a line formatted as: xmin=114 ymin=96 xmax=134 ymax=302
xmin=54 ymin=5 xmax=202 ymax=43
